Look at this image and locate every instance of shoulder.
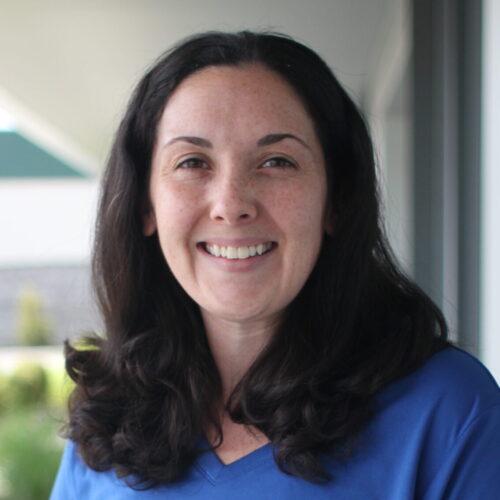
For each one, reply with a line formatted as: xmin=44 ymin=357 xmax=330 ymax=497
xmin=50 ymin=441 xmax=135 ymax=499
xmin=365 ymin=347 xmax=500 ymax=498
xmin=417 ymin=347 xmax=499 ymax=414
xmin=50 ymin=441 xmax=78 ymax=499
xmin=377 ymin=346 xmax=499 ymax=418
xmin=372 ymin=346 xmax=500 ymax=468
xmin=415 ymin=346 xmax=498 ymax=391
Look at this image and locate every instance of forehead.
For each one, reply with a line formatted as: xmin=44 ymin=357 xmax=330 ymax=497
xmin=156 ymin=63 xmax=317 ymax=141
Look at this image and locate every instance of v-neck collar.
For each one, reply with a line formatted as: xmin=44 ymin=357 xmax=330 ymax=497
xmin=194 ymin=441 xmax=273 ymax=484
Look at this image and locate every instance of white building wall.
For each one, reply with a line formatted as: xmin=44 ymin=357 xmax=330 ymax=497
xmin=0 ymin=179 xmax=98 ymax=267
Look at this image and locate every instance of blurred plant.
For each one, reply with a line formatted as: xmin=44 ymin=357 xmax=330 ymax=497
xmin=0 ymin=376 xmax=8 ymax=414
xmin=46 ymin=366 xmax=73 ymax=410
xmin=7 ymin=364 xmax=48 ymax=408
xmin=0 ymin=408 xmax=63 ymax=500
xmin=0 ymin=362 xmax=69 ymax=500
xmin=16 ymin=287 xmax=54 ymax=346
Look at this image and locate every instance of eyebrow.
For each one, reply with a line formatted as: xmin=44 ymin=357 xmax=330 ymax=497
xmin=257 ymin=133 xmax=310 ymax=150
xmin=165 ymin=136 xmax=213 ymax=148
xmin=163 ymin=133 xmax=310 ymax=150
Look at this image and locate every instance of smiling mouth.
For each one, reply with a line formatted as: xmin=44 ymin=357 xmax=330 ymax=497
xmin=201 ymin=242 xmax=275 ymax=260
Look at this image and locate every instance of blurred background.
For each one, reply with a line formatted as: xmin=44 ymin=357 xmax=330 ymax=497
xmin=0 ymin=0 xmax=498 ymax=498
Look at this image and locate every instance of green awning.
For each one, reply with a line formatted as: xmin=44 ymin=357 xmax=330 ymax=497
xmin=0 ymin=131 xmax=86 ymax=178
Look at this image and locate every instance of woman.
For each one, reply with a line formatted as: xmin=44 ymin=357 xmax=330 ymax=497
xmin=51 ymin=31 xmax=500 ymax=499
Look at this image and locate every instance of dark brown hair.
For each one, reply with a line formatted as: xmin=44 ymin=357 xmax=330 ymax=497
xmin=64 ymin=31 xmax=448 ymax=487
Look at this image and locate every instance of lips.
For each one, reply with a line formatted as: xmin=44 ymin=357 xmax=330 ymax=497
xmin=202 ymin=242 xmax=274 ymax=260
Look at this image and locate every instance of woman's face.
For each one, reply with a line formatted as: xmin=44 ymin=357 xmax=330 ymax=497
xmin=146 ymin=64 xmax=328 ymax=327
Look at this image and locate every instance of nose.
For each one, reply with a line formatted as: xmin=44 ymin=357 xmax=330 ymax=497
xmin=209 ymin=171 xmax=257 ymax=224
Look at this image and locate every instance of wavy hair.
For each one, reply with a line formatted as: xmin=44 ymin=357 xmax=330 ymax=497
xmin=65 ymin=31 xmax=449 ymax=486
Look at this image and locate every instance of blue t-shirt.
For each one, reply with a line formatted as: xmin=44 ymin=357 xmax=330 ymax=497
xmin=50 ymin=347 xmax=500 ymax=499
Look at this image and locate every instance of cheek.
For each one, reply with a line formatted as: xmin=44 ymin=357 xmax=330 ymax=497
xmin=269 ymin=183 xmax=327 ymax=238
xmin=153 ymin=183 xmax=199 ymax=221
xmin=151 ymin=185 xmax=201 ymax=250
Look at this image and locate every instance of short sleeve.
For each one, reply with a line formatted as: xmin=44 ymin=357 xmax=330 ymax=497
xmin=423 ymin=404 xmax=500 ymax=499
xmin=50 ymin=440 xmax=77 ymax=500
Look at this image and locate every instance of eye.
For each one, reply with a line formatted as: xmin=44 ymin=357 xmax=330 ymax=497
xmin=176 ymin=157 xmax=209 ymax=169
xmin=261 ymin=156 xmax=296 ymax=169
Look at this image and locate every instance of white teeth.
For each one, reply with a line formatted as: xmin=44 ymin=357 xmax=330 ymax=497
xmin=237 ymin=247 xmax=250 ymax=259
xmin=205 ymin=242 xmax=273 ymax=260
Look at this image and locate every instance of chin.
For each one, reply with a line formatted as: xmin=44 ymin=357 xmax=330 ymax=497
xmin=201 ymin=301 xmax=281 ymax=326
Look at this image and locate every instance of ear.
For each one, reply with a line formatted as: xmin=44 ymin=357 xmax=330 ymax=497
xmin=142 ymin=204 xmax=157 ymax=236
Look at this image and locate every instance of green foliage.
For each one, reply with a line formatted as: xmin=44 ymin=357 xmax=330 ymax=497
xmin=45 ymin=366 xmax=74 ymax=410
xmin=16 ymin=288 xmax=54 ymax=346
xmin=5 ymin=365 xmax=48 ymax=409
xmin=0 ymin=362 xmax=72 ymax=416
xmin=0 ymin=376 xmax=8 ymax=414
xmin=0 ymin=362 xmax=70 ymax=500
xmin=0 ymin=409 xmax=64 ymax=500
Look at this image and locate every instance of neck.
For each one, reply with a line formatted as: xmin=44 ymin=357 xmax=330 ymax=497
xmin=201 ymin=311 xmax=280 ymax=401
